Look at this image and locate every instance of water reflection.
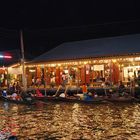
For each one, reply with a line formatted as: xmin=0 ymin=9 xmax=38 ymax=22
xmin=0 ymin=101 xmax=140 ymax=139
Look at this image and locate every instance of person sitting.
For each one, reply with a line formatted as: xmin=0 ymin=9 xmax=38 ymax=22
xmin=16 ymin=93 xmax=22 ymax=101
xmin=20 ymin=91 xmax=34 ymax=102
xmin=2 ymin=89 xmax=7 ymax=97
xmin=8 ymin=135 xmax=18 ymax=140
xmin=118 ymin=81 xmax=125 ymax=96
xmin=88 ymin=92 xmax=94 ymax=99
xmin=11 ymin=92 xmax=18 ymax=100
xmin=36 ymin=89 xmax=44 ymax=97
xmin=16 ymin=82 xmax=21 ymax=94
xmin=83 ymin=92 xmax=94 ymax=101
xmin=118 ymin=81 xmax=125 ymax=91
xmin=106 ymin=88 xmax=114 ymax=98
xmin=94 ymin=92 xmax=98 ymax=98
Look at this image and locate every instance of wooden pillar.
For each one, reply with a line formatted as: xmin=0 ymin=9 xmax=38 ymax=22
xmin=46 ymin=67 xmax=51 ymax=85
xmin=114 ymin=63 xmax=119 ymax=84
xmin=60 ymin=67 xmax=63 ymax=85
xmin=44 ymin=66 xmax=47 ymax=86
xmin=111 ymin=63 xmax=119 ymax=85
xmin=81 ymin=66 xmax=86 ymax=84
xmin=36 ymin=66 xmax=41 ymax=78
xmin=55 ymin=67 xmax=60 ymax=85
xmin=85 ymin=65 xmax=90 ymax=84
xmin=26 ymin=67 xmax=31 ymax=86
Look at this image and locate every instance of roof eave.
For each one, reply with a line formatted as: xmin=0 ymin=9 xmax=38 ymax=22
xmin=26 ymin=53 xmax=140 ymax=65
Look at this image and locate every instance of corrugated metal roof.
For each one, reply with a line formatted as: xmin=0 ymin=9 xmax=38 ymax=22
xmin=33 ymin=34 xmax=140 ymax=62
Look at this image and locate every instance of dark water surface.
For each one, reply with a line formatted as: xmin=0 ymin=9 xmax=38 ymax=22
xmin=0 ymin=101 xmax=140 ymax=140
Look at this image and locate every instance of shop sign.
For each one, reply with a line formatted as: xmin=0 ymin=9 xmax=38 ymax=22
xmin=8 ymin=67 xmax=22 ymax=74
xmin=93 ymin=65 xmax=104 ymax=71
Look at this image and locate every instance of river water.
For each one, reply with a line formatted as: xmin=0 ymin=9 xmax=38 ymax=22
xmin=0 ymin=101 xmax=140 ymax=140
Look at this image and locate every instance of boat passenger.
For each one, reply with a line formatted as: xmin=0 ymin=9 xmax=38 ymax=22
xmin=2 ymin=89 xmax=7 ymax=97
xmin=27 ymin=90 xmax=34 ymax=97
xmin=9 ymin=83 xmax=13 ymax=93
xmin=16 ymin=94 xmax=23 ymax=101
xmin=107 ymin=88 xmax=114 ymax=98
xmin=16 ymin=82 xmax=21 ymax=94
xmin=8 ymin=135 xmax=18 ymax=140
xmin=88 ymin=92 xmax=94 ymax=99
xmin=11 ymin=92 xmax=18 ymax=100
xmin=94 ymin=92 xmax=98 ymax=98
xmin=20 ymin=91 xmax=33 ymax=102
xmin=36 ymin=89 xmax=44 ymax=97
xmin=83 ymin=92 xmax=94 ymax=101
xmin=12 ymin=83 xmax=16 ymax=92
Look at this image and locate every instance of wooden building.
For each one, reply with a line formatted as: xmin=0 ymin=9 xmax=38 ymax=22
xmin=26 ymin=34 xmax=140 ymax=87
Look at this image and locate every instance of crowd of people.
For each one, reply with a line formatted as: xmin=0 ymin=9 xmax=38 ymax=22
xmin=0 ymin=82 xmax=22 ymax=100
xmin=31 ymin=77 xmax=45 ymax=88
xmin=0 ymin=82 xmax=34 ymax=102
xmin=0 ymin=76 xmax=139 ymax=102
xmin=0 ymin=81 xmax=45 ymax=101
xmin=78 ymin=80 xmax=136 ymax=101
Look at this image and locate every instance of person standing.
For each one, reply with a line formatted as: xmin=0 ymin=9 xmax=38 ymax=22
xmin=130 ymin=80 xmax=135 ymax=97
xmin=16 ymin=82 xmax=21 ymax=94
xmin=12 ymin=83 xmax=16 ymax=92
xmin=62 ymin=72 xmax=67 ymax=87
xmin=31 ymin=77 xmax=35 ymax=86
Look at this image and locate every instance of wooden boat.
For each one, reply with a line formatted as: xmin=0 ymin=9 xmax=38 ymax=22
xmin=33 ymin=96 xmax=107 ymax=104
xmin=105 ymin=96 xmax=139 ymax=103
xmin=0 ymin=96 xmax=36 ymax=105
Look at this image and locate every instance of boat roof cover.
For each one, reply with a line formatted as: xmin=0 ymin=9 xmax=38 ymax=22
xmin=33 ymin=34 xmax=140 ymax=62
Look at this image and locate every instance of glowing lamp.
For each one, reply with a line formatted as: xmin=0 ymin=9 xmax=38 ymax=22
xmin=0 ymin=55 xmax=12 ymax=59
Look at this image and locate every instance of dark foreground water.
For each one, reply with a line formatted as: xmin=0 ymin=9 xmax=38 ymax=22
xmin=0 ymin=101 xmax=140 ymax=140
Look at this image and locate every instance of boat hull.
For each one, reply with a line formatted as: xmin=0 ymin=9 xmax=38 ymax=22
xmin=0 ymin=96 xmax=35 ymax=105
xmin=105 ymin=97 xmax=139 ymax=103
xmin=33 ymin=96 xmax=106 ymax=104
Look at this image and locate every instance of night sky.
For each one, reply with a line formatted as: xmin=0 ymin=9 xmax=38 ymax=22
xmin=0 ymin=1 xmax=140 ymax=59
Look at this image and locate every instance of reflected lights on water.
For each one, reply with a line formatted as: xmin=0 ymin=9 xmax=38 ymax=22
xmin=0 ymin=102 xmax=140 ymax=139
